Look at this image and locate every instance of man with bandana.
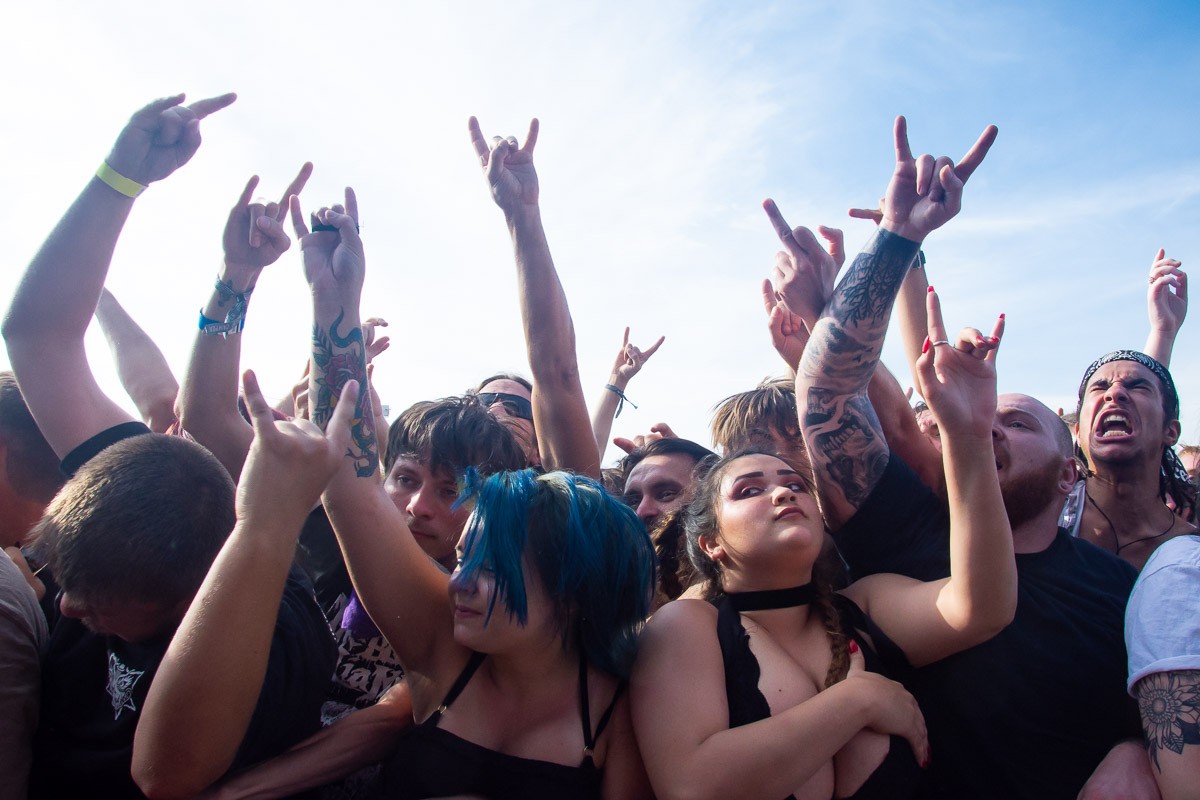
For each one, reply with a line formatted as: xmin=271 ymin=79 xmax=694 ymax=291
xmin=1075 ymin=351 xmax=1197 ymax=571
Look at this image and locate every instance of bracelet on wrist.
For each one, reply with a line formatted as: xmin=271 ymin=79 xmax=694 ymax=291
xmin=95 ymin=162 xmax=147 ymax=198
xmin=605 ymin=383 xmax=638 ymax=418
xmin=199 ymin=310 xmax=245 ymax=337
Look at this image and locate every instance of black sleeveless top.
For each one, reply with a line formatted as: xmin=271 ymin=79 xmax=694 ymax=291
xmin=716 ymin=593 xmax=927 ymax=800
xmin=373 ymin=651 xmax=622 ymax=799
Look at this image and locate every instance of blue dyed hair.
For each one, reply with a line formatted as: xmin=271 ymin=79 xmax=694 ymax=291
xmin=453 ymin=468 xmax=655 ymax=679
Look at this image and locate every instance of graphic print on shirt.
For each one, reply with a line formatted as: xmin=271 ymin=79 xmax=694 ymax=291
xmin=106 ymin=651 xmax=145 ymax=720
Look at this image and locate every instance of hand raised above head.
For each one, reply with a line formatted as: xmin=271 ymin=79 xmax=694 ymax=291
xmin=468 ymin=116 xmax=540 ymax=215
xmin=762 ymin=199 xmax=844 ymax=330
xmin=878 ymin=116 xmax=997 ymax=244
xmin=237 ymin=369 xmax=358 ymax=523
xmin=914 ymin=287 xmax=1003 ymax=439
xmin=1147 ymin=247 xmax=1187 ymax=334
xmin=105 ymin=93 xmax=237 ymax=187
xmin=290 ymin=188 xmax=364 ymax=301
xmin=223 ymin=163 xmax=313 ymax=274
xmin=611 ymin=327 xmax=666 ymax=384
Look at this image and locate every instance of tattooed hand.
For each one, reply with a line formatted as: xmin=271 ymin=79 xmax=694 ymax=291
xmin=914 ymin=287 xmax=1003 ymax=440
xmin=878 ymin=116 xmax=998 ymax=244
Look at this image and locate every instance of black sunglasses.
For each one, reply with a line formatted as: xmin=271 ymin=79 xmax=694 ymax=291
xmin=478 ymin=392 xmax=534 ymax=421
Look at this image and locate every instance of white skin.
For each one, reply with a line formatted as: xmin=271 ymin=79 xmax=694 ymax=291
xmin=384 ymin=456 xmax=469 ymax=569
xmin=622 ymin=453 xmax=696 ymax=527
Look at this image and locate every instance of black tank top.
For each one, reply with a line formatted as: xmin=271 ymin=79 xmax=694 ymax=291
xmin=374 ymin=651 xmax=622 ymax=799
xmin=715 ymin=593 xmax=927 ymax=800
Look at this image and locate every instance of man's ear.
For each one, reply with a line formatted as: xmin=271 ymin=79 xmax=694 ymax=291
xmin=1057 ymin=457 xmax=1080 ymax=497
xmin=1164 ymin=419 xmax=1182 ymax=448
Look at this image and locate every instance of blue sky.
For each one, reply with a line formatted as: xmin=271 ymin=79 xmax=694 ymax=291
xmin=1 ymin=0 xmax=1197 ymax=460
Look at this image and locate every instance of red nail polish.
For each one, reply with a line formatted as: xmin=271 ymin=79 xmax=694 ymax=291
xmin=848 ymin=640 xmax=860 ymax=654
xmin=999 ymin=313 xmax=1005 ymax=320
xmin=922 ymin=336 xmax=931 ymax=354
xmin=927 ymin=285 xmax=935 ymax=293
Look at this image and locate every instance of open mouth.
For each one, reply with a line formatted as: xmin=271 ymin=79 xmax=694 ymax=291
xmin=1096 ymin=411 xmax=1133 ymax=440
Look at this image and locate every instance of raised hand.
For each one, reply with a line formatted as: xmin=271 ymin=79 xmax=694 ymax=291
xmin=468 ymin=116 xmax=540 ymax=216
xmin=237 ymin=369 xmax=358 ymax=525
xmin=1147 ymin=248 xmax=1187 ymax=337
xmin=915 ymin=287 xmax=1003 ymax=439
xmin=613 ymin=422 xmax=678 ymax=454
xmin=878 ymin=117 xmax=997 ymax=243
xmin=611 ymin=327 xmax=665 ymax=385
xmin=763 ymin=200 xmax=844 ymax=329
xmin=364 ymin=317 xmax=391 ymax=362
xmin=761 ymin=279 xmax=809 ymax=371
xmin=223 ymin=164 xmax=313 ymax=274
xmin=105 ymin=93 xmax=237 ymax=186
xmin=290 ymin=189 xmax=364 ymax=302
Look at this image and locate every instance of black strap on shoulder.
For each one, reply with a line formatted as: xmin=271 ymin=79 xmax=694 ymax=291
xmin=578 ymin=651 xmax=626 ymax=759
xmin=428 ymin=651 xmax=487 ymax=726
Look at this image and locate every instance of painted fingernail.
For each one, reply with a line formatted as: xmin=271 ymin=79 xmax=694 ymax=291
xmin=989 ymin=336 xmax=999 ymax=344
xmin=999 ymin=313 xmax=1005 ymax=320
xmin=848 ymin=640 xmax=860 ymax=654
xmin=922 ymin=336 xmax=931 ymax=354
xmin=927 ymin=285 xmax=935 ymax=293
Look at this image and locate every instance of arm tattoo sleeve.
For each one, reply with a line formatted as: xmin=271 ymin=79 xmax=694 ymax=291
xmin=1137 ymin=669 xmax=1200 ymax=771
xmin=798 ymin=230 xmax=919 ymax=514
xmin=311 ymin=307 xmax=378 ymax=477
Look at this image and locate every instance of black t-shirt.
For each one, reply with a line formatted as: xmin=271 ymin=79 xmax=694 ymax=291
xmin=30 ymin=425 xmax=337 ymax=799
xmin=834 ymin=455 xmax=1140 ymax=800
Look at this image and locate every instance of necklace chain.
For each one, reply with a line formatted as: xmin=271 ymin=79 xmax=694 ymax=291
xmin=1086 ymin=491 xmax=1176 ymax=554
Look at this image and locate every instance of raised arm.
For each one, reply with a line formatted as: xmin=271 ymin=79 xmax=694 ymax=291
xmin=469 ymin=117 xmax=599 ymax=477
xmin=763 ymin=209 xmax=942 ymax=493
xmin=2 ymin=93 xmax=235 ymax=457
xmin=177 ymin=165 xmax=311 ymax=479
xmin=591 ymin=327 xmax=665 ymax=459
xmin=133 ymin=371 xmax=355 ymax=798
xmin=843 ymin=288 xmax=1015 ymax=667
xmin=94 ymin=289 xmax=180 ymax=433
xmin=295 ymin=193 xmax=456 ymax=678
xmin=1144 ymin=248 xmax=1187 ymax=366
xmin=794 ymin=117 xmax=997 ymax=529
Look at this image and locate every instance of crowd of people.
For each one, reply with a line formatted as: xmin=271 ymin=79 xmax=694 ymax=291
xmin=1 ymin=92 xmax=1197 ymax=800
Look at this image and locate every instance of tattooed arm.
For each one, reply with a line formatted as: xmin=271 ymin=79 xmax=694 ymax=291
xmin=790 ymin=117 xmax=997 ymax=529
xmin=293 ymin=193 xmax=456 ymax=677
xmin=1135 ymin=670 xmax=1200 ymax=799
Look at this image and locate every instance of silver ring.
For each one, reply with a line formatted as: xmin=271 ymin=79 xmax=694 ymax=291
xmin=931 ymin=340 xmax=953 ymax=347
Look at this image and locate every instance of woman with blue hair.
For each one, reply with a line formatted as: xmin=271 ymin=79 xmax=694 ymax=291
xmin=325 ymin=461 xmax=656 ymax=799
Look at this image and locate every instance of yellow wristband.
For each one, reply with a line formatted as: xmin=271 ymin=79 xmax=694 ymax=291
xmin=95 ymin=162 xmax=147 ymax=198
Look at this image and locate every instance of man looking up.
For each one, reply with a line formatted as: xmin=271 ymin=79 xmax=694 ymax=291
xmin=787 ymin=117 xmax=1152 ymax=799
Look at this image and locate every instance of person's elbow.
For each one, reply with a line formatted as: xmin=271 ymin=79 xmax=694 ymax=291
xmin=132 ymin=739 xmax=229 ymax=799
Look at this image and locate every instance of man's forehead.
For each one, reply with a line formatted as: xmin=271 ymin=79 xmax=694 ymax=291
xmin=626 ymin=454 xmax=694 ymax=486
xmin=1085 ymin=360 xmax=1158 ymax=387
xmin=996 ymin=393 xmax=1056 ymax=423
xmin=395 ymin=454 xmax=458 ymax=481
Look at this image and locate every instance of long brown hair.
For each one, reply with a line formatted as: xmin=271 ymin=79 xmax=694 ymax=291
xmin=680 ymin=448 xmax=849 ymax=688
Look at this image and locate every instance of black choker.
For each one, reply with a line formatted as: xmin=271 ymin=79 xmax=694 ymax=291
xmin=727 ymin=583 xmax=814 ymax=611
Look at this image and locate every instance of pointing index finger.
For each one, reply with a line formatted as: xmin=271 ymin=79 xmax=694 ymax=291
xmin=188 ymin=92 xmax=238 ymax=120
xmin=468 ymin=117 xmax=489 ymax=165
xmin=763 ymin=199 xmax=799 ymax=247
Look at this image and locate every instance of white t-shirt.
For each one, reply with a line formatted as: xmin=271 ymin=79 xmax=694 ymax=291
xmin=1125 ymin=534 xmax=1200 ymax=693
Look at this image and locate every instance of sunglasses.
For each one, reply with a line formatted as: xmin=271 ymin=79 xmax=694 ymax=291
xmin=478 ymin=392 xmax=534 ymax=421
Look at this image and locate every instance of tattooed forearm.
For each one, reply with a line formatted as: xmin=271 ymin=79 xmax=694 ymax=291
xmin=806 ymin=391 xmax=888 ymax=507
xmin=311 ymin=307 xmax=378 ymax=477
xmin=827 ymin=230 xmax=920 ymax=329
xmin=1137 ymin=669 xmax=1200 ymax=771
